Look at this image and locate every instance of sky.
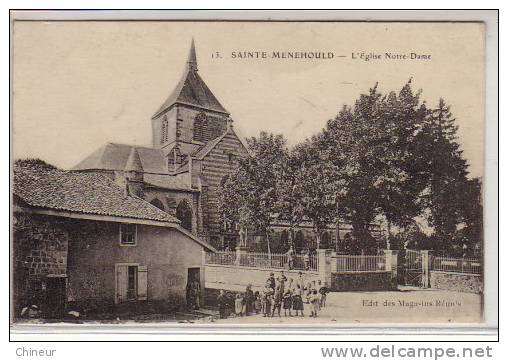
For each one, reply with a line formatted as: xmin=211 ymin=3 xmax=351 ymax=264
xmin=12 ymin=21 xmax=485 ymax=177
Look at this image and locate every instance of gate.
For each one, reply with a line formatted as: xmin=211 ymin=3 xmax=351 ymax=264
xmin=403 ymin=249 xmax=423 ymax=286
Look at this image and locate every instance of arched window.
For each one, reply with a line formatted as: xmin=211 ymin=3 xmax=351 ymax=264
xmin=161 ymin=116 xmax=168 ymax=144
xmin=150 ymin=198 xmax=165 ymax=212
xmin=176 ymin=200 xmax=193 ymax=232
xmin=193 ymin=113 xmax=208 ymax=142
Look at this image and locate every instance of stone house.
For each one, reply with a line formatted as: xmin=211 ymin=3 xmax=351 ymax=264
xmin=12 ymin=161 xmax=215 ymax=317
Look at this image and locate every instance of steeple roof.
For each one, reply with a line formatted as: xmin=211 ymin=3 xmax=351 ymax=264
xmin=187 ymin=38 xmax=197 ymax=71
xmin=124 ymin=147 xmax=143 ymax=172
xmin=152 ymin=39 xmax=229 ymax=119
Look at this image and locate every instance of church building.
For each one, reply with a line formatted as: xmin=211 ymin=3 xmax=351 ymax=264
xmin=73 ymin=40 xmax=250 ymax=250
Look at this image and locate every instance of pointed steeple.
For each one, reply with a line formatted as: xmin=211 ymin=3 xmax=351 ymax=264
xmin=187 ymin=38 xmax=198 ymax=72
xmin=151 ymin=38 xmax=229 ymax=119
xmin=125 ymin=147 xmax=143 ymax=173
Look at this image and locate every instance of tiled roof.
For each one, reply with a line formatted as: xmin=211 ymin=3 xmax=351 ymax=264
xmin=13 ymin=163 xmax=180 ymax=224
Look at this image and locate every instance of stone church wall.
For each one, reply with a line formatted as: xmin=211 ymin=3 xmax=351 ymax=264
xmin=200 ymin=130 xmax=249 ymax=248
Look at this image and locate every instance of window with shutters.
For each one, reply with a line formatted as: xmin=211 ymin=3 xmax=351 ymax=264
xmin=119 ymin=224 xmax=137 ymax=246
xmin=115 ymin=264 xmax=148 ymax=303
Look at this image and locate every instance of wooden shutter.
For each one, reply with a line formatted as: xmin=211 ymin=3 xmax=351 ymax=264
xmin=137 ymin=265 xmax=148 ymax=301
xmin=116 ymin=265 xmax=128 ymax=304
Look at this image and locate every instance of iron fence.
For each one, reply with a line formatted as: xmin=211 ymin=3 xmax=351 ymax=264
xmin=205 ymin=251 xmax=236 ymax=265
xmin=432 ymin=256 xmax=481 ymax=274
xmin=205 ymin=251 xmax=318 ymax=271
xmin=335 ymin=254 xmax=387 ymax=272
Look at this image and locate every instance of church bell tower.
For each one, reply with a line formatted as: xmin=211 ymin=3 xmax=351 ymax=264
xmin=151 ymin=39 xmax=231 ymax=162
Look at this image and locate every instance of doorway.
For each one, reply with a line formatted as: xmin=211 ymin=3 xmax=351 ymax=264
xmin=45 ymin=276 xmax=66 ymax=317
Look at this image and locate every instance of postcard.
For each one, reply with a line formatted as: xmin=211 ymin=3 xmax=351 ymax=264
xmin=10 ymin=16 xmax=490 ymax=330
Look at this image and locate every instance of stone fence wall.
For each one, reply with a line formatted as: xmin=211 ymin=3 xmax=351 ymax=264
xmin=429 ymin=271 xmax=483 ymax=294
xmin=331 ymin=272 xmax=397 ymax=291
xmin=205 ymin=264 xmax=321 ymax=293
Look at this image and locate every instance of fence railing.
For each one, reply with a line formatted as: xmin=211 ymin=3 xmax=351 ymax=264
xmin=205 ymin=251 xmax=236 ymax=266
xmin=239 ymin=252 xmax=289 ymax=269
xmin=293 ymin=254 xmax=319 ymax=272
xmin=432 ymin=256 xmax=481 ymax=274
xmin=335 ymin=255 xmax=387 ymax=273
xmin=205 ymin=251 xmax=319 ymax=272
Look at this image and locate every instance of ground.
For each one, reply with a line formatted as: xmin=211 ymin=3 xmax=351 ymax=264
xmin=207 ymin=287 xmax=482 ymax=325
xmin=14 ymin=287 xmax=482 ymax=325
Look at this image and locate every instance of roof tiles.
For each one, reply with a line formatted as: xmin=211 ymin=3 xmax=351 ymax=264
xmin=14 ymin=163 xmax=180 ymax=224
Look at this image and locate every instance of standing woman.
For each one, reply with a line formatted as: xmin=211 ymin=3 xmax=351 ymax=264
xmin=292 ymin=283 xmax=304 ymax=316
xmin=186 ymin=276 xmax=200 ymax=310
xmin=244 ymin=284 xmax=254 ymax=316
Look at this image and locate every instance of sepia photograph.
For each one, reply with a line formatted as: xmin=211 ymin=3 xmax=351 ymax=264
xmin=10 ymin=15 xmax=490 ymax=331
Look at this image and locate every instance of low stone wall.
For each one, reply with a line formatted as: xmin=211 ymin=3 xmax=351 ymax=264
xmin=430 ymin=271 xmax=482 ymax=294
xmin=331 ymin=272 xmax=397 ymax=291
xmin=205 ymin=264 xmax=321 ymax=293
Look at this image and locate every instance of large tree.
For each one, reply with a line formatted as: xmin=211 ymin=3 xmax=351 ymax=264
xmin=419 ymin=98 xmax=470 ymax=250
xmin=275 ymin=146 xmax=305 ymax=250
xmin=374 ymin=82 xmax=430 ymax=244
xmin=218 ymin=132 xmax=288 ymax=254
xmin=219 ymin=84 xmax=481 ymax=256
xmin=321 ymin=84 xmax=387 ymax=252
xmin=292 ymin=137 xmax=336 ymax=249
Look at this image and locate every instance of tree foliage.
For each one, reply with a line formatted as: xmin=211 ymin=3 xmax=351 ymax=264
xmin=218 ymin=82 xmax=481 ymax=255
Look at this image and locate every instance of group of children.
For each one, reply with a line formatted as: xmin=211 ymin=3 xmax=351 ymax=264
xmin=218 ymin=271 xmax=329 ymax=319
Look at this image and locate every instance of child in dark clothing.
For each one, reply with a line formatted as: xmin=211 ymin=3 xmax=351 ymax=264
xmin=282 ymin=289 xmax=292 ymax=317
xmin=318 ymin=280 xmax=328 ymax=308
xmin=262 ymin=285 xmax=273 ymax=317
xmin=292 ymin=284 xmax=304 ymax=316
